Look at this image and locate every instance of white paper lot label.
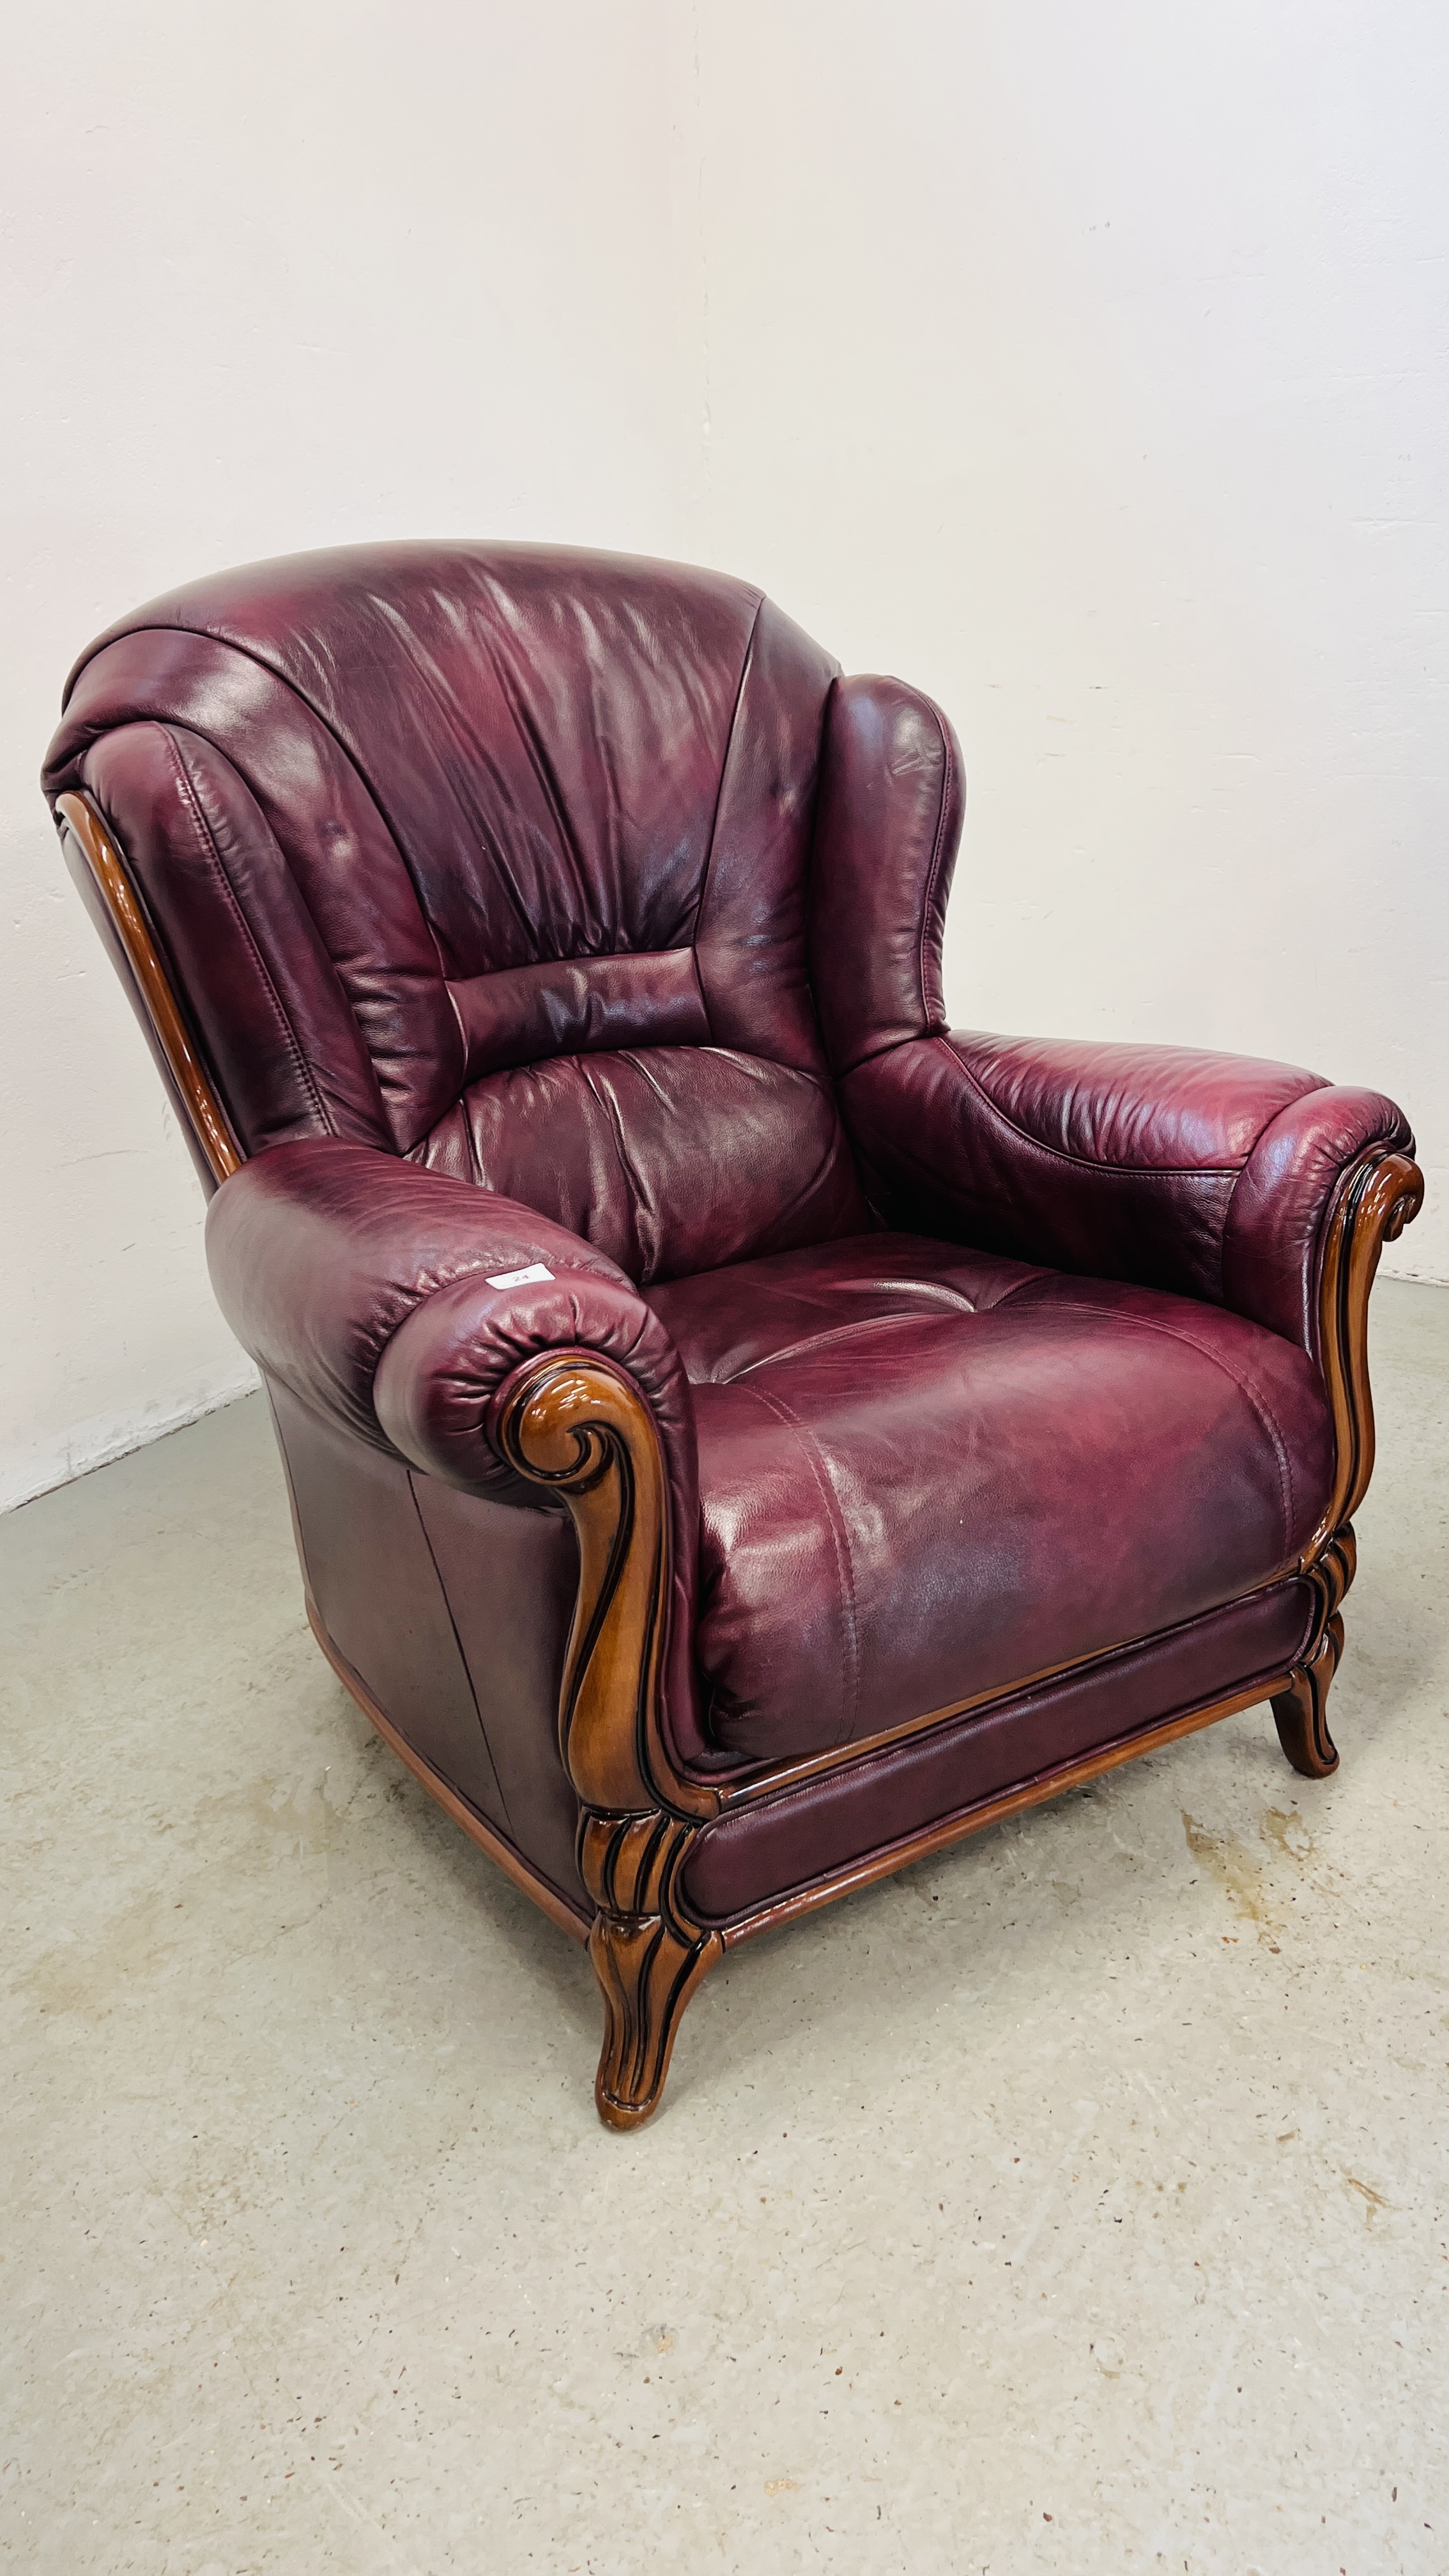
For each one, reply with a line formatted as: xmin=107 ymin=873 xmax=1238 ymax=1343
xmin=485 ymin=1262 xmax=555 ymax=1290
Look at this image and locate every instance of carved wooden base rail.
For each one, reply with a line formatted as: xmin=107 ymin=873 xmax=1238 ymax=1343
xmin=1270 ymin=1143 xmax=1425 ymax=1780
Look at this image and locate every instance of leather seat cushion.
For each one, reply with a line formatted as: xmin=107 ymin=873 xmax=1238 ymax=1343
xmin=646 ymin=1237 xmax=1335 ymax=1762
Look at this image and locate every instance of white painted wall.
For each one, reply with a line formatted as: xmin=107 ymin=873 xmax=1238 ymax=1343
xmin=3 ymin=2 xmax=1445 ymax=1506
xmin=0 ymin=0 xmax=679 ymax=1510
xmin=668 ymin=0 xmax=1448 ymax=1276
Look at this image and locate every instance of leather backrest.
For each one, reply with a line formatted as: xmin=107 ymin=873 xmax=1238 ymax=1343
xmin=45 ymin=543 xmax=868 ymax=1281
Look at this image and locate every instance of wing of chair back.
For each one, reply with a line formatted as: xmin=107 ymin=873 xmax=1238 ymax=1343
xmin=810 ymin=672 xmax=1421 ymax=1544
xmin=45 ymin=546 xmax=1422 ymax=2129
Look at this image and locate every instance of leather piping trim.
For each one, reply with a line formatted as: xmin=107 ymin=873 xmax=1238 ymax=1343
xmin=717 ymin=1664 xmax=1296 ymax=1945
xmin=689 ymin=590 xmax=766 ymax=959
xmin=404 ymin=1469 xmax=517 ymax=1838
xmin=916 ymin=700 xmax=956 ymax=1034
xmin=55 ymin=790 xmax=243 ymax=1184
xmin=723 ymin=1300 xmax=976 ymax=1383
xmin=710 ymin=1574 xmax=1309 ymax=1809
xmin=158 ymin=727 xmax=334 ymax=1138
xmin=63 ymin=621 xmax=466 ymax=1139
xmin=304 ymin=1589 xmax=592 ymax=1945
xmin=937 ymin=1034 xmax=1330 ymax=1179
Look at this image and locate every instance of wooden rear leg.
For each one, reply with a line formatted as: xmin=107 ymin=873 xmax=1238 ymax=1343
xmin=1271 ymin=1615 xmax=1343 ymax=1778
xmin=1272 ymin=1526 xmax=1356 ymax=1779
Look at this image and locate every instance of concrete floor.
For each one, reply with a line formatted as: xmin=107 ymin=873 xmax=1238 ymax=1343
xmin=2 ymin=1282 xmax=1446 ymax=2575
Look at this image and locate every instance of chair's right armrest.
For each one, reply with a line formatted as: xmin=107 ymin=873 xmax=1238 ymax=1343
xmin=838 ymin=1027 xmax=1417 ymax=1351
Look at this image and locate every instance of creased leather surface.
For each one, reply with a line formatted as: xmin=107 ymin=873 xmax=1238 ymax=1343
xmin=45 ymin=543 xmax=861 ymax=1276
xmin=448 ymin=948 xmax=707 ymax=1084
xmin=935 ymin=1030 xmax=1327 ymax=1170
xmin=414 ymin=1046 xmax=865 ymax=1284
xmin=839 ymin=1030 xmax=1414 ymax=1342
xmin=645 ymin=1230 xmax=1045 ymax=1383
xmin=79 ymin=719 xmax=393 ymax=1156
xmin=666 ymin=1243 xmax=1331 ymax=1761
xmin=808 ymin=691 xmax=1414 ymax=1348
xmin=55 ymin=631 xmax=464 ymax=1151
xmin=52 ymin=545 xmax=765 ymax=982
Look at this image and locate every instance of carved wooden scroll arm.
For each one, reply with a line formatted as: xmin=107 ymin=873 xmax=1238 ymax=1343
xmin=54 ymin=791 xmax=241 ymax=1184
xmin=1304 ymin=1146 xmax=1424 ymax=1557
xmin=1272 ymin=1145 xmax=1423 ymax=1777
xmin=495 ymin=1355 xmax=721 ymax=2130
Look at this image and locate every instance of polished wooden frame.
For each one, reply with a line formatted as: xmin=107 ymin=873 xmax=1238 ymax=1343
xmin=56 ymin=786 xmax=1425 ymax=2128
xmin=56 ymin=793 xmax=241 ymax=1185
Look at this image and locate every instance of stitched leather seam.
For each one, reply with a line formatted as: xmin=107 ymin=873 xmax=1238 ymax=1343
xmin=1009 ymin=1296 xmax=1301 ymax=1556
xmin=917 ymin=703 xmax=955 ymax=1033
xmin=688 ymin=944 xmax=716 ymax=1043
xmin=976 ymin=1268 xmax=1052 ymax=1315
xmin=726 ymin=1304 xmax=973 ymax=1384
xmin=414 ymin=1098 xmax=484 ymax=1188
xmin=691 ymin=592 xmax=765 ymax=961
xmin=362 ymin=599 xmax=554 ymax=999
xmin=160 ymin=728 xmax=332 ymax=1134
xmin=754 ymin=1069 xmax=863 ymax=1241
xmin=165 ymin=717 xmax=393 ymax=1139
xmin=405 ymin=1470 xmax=517 ymax=1836
xmin=732 ymin=1377 xmax=861 ymax=1748
xmin=580 ymin=1055 xmax=651 ymax=1281
xmin=719 ymin=1621 xmax=1312 ymax=1832
xmin=441 ymin=979 xmax=470 ymax=1102
xmin=87 ymin=626 xmax=457 ymax=1141
xmin=937 ymin=1036 xmax=1291 ymax=1179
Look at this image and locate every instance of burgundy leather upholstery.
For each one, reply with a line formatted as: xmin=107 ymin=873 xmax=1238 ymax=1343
xmin=43 ymin=544 xmax=866 ymax=1276
xmin=267 ymin=1376 xmax=586 ymax=1913
xmin=654 ymin=1245 xmax=1332 ymax=1759
xmin=843 ymin=1034 xmax=1411 ymax=1353
xmin=807 ymin=678 xmax=1411 ymax=1351
xmin=43 ymin=543 xmax=1415 ymax=1913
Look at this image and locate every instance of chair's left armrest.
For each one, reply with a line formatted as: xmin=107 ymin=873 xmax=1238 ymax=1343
xmin=205 ymin=1137 xmax=691 ymax=1485
xmin=205 ymin=1137 xmax=714 ymax=1790
xmin=839 ymin=1029 xmax=1420 ymax=1351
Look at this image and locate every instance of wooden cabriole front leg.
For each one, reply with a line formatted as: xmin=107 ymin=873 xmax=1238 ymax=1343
xmin=1271 ymin=1146 xmax=1423 ymax=1778
xmin=495 ymin=1356 xmax=721 ymax=2131
xmin=1271 ymin=1526 xmax=1354 ymax=1777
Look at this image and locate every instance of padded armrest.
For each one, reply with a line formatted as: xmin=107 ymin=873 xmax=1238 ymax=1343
xmin=207 ymin=1137 xmax=712 ymax=1770
xmin=205 ymin=1137 xmax=698 ymax=1503
xmin=839 ymin=1029 xmax=1414 ymax=1350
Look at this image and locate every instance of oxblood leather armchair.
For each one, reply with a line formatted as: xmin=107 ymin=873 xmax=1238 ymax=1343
xmin=44 ymin=543 xmax=1422 ymax=2129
